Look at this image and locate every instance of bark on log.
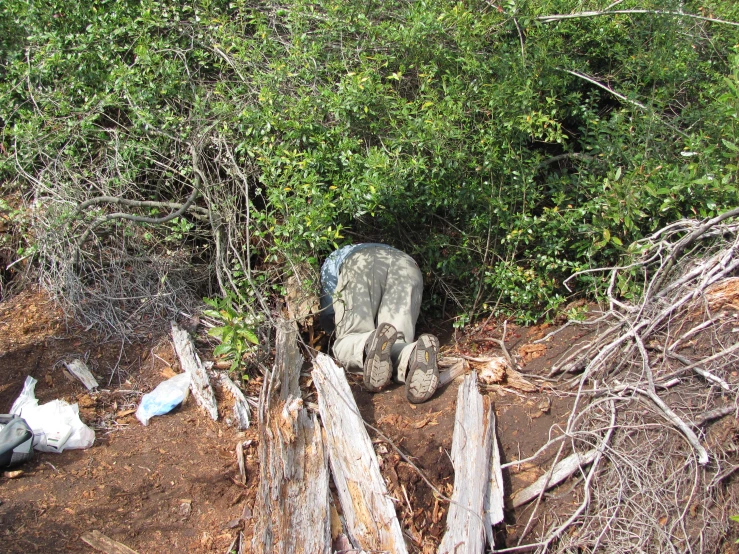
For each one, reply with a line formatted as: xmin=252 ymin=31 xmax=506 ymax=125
xmin=439 ymin=372 xmax=493 ymax=554
xmin=252 ymin=321 xmax=331 ymax=554
xmin=312 ymin=354 xmax=408 ymax=554
xmin=219 ymin=373 xmax=251 ymax=430
xmin=171 ymin=322 xmax=218 ymax=421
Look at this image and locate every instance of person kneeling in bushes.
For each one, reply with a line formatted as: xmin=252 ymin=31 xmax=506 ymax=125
xmin=320 ymin=244 xmax=439 ymax=403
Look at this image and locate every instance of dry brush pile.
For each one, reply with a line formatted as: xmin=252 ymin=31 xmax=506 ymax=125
xmin=508 ymin=208 xmax=739 ymax=553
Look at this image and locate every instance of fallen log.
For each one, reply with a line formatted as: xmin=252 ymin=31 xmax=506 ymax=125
xmin=251 ymin=321 xmax=331 ymax=554
xmin=511 ymin=449 xmax=598 ymax=508
xmin=171 ymin=321 xmax=218 ymax=421
xmin=312 ymin=354 xmax=408 ymax=554
xmin=439 ymin=372 xmax=494 ymax=554
xmin=219 ymin=373 xmax=251 ymax=430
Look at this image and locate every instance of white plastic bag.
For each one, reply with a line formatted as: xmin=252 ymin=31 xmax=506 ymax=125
xmin=10 ymin=376 xmax=95 ymax=453
xmin=136 ymin=372 xmax=191 ymax=426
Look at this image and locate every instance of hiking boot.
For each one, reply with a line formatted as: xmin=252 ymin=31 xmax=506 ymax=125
xmin=405 ymin=334 xmax=440 ymax=404
xmin=363 ymin=322 xmax=397 ymax=392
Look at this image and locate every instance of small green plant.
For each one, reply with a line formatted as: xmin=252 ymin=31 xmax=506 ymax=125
xmin=731 ymin=514 xmax=739 ymax=543
xmin=203 ymin=294 xmax=260 ymax=374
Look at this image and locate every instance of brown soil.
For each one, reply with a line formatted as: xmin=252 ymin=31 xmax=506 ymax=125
xmin=0 ymin=290 xmax=261 ymax=554
xmin=0 ymin=289 xmax=669 ymax=553
xmin=350 ymin=317 xmax=593 ymax=552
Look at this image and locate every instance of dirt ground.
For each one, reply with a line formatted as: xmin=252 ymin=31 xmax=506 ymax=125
xmin=0 ymin=290 xmax=262 ymax=554
xmin=0 ymin=289 xmax=640 ymax=553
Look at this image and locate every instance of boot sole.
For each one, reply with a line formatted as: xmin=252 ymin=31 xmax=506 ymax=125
xmin=363 ymin=322 xmax=397 ymax=392
xmin=406 ymin=334 xmax=439 ymax=403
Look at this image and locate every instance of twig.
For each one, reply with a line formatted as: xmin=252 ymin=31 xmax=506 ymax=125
xmin=695 ymin=405 xmax=737 ymax=426
xmin=633 ymin=387 xmax=709 ymax=465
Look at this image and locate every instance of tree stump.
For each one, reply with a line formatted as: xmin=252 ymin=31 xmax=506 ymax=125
xmin=251 ymin=321 xmax=331 ymax=553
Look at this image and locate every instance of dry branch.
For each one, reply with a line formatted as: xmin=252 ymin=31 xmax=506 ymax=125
xmin=312 ymin=353 xmax=408 ymax=554
xmin=511 ymin=449 xmax=598 ymax=508
xmin=513 ymin=210 xmax=739 ymax=552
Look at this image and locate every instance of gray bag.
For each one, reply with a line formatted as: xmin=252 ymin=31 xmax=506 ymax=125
xmin=0 ymin=414 xmax=33 ymax=469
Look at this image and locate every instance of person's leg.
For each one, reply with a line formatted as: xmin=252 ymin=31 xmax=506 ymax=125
xmin=331 ymin=251 xmax=379 ymax=371
xmin=374 ymin=249 xmax=423 ymax=382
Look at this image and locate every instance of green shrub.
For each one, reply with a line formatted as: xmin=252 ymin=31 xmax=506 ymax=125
xmin=2 ymin=0 xmax=738 ymax=326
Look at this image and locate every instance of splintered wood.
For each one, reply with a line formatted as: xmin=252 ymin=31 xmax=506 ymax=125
xmin=312 ymin=354 xmax=408 ymax=554
xmin=439 ymin=372 xmax=504 ymax=554
xmin=170 ymin=321 xmax=218 ymax=421
xmin=219 ymin=373 xmax=251 ymax=430
xmin=251 ymin=321 xmax=331 ymax=554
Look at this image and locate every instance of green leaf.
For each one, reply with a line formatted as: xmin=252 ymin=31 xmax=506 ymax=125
xmin=208 ymin=326 xmax=226 ymax=338
xmin=203 ymin=310 xmax=222 ymax=319
xmin=213 ymin=343 xmax=233 ymax=357
xmin=242 ymin=329 xmax=259 ymax=345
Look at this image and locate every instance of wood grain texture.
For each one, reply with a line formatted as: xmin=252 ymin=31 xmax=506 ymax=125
xmin=312 ymin=354 xmax=408 ymax=554
xmin=251 ymin=322 xmax=331 ymax=554
xmin=484 ymin=410 xmax=505 ymax=548
xmin=439 ymin=372 xmax=493 ymax=554
xmin=170 ymin=322 xmax=218 ymax=421
xmin=219 ymin=373 xmax=251 ymax=430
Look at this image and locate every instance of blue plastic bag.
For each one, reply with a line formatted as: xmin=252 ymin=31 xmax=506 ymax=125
xmin=136 ymin=372 xmax=191 ymax=426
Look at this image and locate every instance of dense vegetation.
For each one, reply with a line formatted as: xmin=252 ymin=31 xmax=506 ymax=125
xmin=1 ymin=0 xmax=738 ymax=330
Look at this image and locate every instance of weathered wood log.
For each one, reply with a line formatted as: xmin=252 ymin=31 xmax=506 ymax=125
xmin=219 ymin=373 xmax=251 ymax=430
xmin=439 ymin=372 xmax=493 ymax=554
xmin=170 ymin=322 xmax=218 ymax=421
xmin=252 ymin=321 xmax=331 ymax=554
xmin=511 ymin=449 xmax=598 ymax=508
xmin=312 ymin=354 xmax=408 ymax=554
xmin=484 ymin=410 xmax=505 ymax=548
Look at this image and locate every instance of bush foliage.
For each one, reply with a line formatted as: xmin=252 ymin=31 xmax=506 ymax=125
xmin=1 ymin=0 xmax=738 ymax=326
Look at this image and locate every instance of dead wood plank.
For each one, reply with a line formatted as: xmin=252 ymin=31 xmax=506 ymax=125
xmin=439 ymin=371 xmax=493 ymax=554
xmin=171 ymin=321 xmax=218 ymax=421
xmin=64 ymin=359 xmax=99 ymax=390
xmin=511 ymin=449 xmax=598 ymax=508
xmin=219 ymin=373 xmax=251 ymax=430
xmin=80 ymin=530 xmax=139 ymax=554
xmin=438 ymin=357 xmax=468 ymax=386
xmin=312 ymin=354 xmax=408 ymax=554
xmin=484 ymin=410 xmax=505 ymax=548
xmin=252 ymin=321 xmax=331 ymax=554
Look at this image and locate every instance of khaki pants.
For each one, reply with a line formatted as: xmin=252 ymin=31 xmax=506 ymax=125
xmin=331 ymin=246 xmax=422 ymax=381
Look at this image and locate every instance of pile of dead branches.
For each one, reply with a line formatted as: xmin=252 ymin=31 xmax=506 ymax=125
xmin=510 ymin=208 xmax=739 ymax=553
xmin=29 ymin=128 xmax=287 ymax=338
